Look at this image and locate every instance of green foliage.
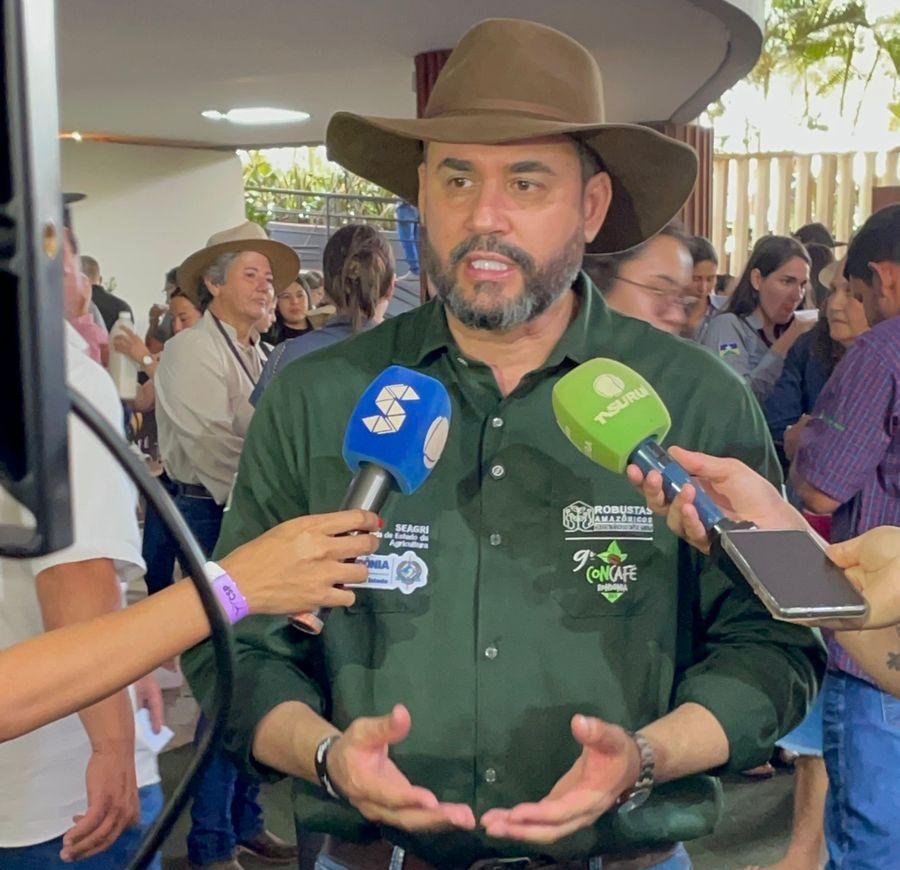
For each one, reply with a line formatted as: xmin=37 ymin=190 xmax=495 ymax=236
xmin=241 ymin=149 xmax=397 ymax=227
xmin=749 ymin=1 xmax=899 ymax=130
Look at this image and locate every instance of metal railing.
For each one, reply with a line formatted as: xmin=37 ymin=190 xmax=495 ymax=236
xmin=244 ymin=186 xmax=406 ymax=236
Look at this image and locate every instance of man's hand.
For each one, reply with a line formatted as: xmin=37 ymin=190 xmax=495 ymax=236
xmin=481 ymin=716 xmax=640 ymax=844
xmin=783 ymin=414 xmax=811 ymax=461
xmin=60 ymin=744 xmax=139 ymax=862
xmin=135 ymin=672 xmax=165 ymax=734
xmin=828 ymin=527 xmax=900 ymax=629
xmin=327 ymin=704 xmax=476 ymax=832
xmin=626 ymin=446 xmax=805 ymax=554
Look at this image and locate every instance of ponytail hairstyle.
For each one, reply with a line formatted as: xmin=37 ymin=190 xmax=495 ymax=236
xmin=323 ymin=224 xmax=395 ymax=331
xmin=726 ymin=235 xmax=810 ymax=318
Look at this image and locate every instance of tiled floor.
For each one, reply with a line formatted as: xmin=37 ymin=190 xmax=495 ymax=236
xmin=155 ymin=682 xmax=798 ymax=870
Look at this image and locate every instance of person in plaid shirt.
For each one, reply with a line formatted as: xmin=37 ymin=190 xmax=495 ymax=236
xmin=792 ymin=203 xmax=900 ymax=870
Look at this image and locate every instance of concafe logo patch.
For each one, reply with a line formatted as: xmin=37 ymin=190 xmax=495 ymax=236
xmin=571 ymin=541 xmax=638 ymax=603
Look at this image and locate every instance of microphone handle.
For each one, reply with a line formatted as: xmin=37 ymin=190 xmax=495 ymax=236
xmin=628 ymin=439 xmax=726 ymax=530
xmin=338 ymin=462 xmax=394 ymax=513
xmin=292 ymin=463 xmax=394 ymax=635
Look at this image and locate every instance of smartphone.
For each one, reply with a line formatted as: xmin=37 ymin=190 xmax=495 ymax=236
xmin=719 ymin=528 xmax=868 ymax=628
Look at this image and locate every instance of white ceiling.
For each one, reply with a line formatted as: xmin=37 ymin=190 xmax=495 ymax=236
xmin=56 ymin=0 xmax=763 ymax=149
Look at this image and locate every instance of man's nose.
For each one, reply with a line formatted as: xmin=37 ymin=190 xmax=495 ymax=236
xmin=466 ymin=181 xmax=512 ymax=236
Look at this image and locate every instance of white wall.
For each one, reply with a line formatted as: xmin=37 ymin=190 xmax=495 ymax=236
xmin=61 ymin=141 xmax=245 ymax=335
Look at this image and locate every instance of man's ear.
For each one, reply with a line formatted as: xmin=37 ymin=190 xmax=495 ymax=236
xmin=582 ymin=172 xmax=613 ymax=243
xmin=203 ymin=276 xmax=220 ymax=299
xmin=417 ymin=162 xmax=427 ymax=227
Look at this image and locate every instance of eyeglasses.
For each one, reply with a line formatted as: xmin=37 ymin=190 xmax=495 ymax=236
xmin=614 ymin=276 xmax=700 ymax=310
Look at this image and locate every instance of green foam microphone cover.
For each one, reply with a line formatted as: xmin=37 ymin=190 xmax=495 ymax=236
xmin=552 ymin=358 xmax=672 ymax=474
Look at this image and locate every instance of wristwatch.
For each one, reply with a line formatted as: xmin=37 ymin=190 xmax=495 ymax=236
xmin=617 ymin=731 xmax=655 ymax=814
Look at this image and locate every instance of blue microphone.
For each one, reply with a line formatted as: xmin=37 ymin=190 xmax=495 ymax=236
xmin=293 ymin=366 xmax=451 ymax=634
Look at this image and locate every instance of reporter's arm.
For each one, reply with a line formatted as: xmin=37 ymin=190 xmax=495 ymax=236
xmin=0 ymin=511 xmax=377 ymax=743
xmin=833 ymin=627 xmax=900 ymax=698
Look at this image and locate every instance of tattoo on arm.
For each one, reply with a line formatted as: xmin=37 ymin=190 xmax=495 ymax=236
xmin=888 ymin=652 xmax=900 ymax=672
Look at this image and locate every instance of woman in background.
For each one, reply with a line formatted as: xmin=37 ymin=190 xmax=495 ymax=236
xmin=702 ymin=235 xmax=816 ymax=402
xmin=252 ymin=224 xmax=395 ymax=403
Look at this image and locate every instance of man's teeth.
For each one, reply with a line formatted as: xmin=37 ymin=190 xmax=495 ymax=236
xmin=471 ymin=259 xmax=509 ymax=271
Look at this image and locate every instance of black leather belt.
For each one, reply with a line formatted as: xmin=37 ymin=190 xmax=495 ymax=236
xmin=173 ymin=480 xmax=214 ymax=499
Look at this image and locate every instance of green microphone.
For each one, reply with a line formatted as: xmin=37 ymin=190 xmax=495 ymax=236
xmin=552 ymin=358 xmax=729 ymax=530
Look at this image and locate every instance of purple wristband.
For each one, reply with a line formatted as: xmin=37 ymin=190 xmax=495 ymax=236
xmin=205 ymin=561 xmax=250 ymax=624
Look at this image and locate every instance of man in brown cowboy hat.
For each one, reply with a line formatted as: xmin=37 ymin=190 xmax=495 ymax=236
xmin=155 ymin=221 xmax=301 ymax=870
xmin=184 ymin=19 xmax=822 ymax=870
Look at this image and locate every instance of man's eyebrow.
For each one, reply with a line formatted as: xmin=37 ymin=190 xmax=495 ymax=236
xmin=508 ymin=160 xmax=556 ymax=175
xmin=437 ymin=157 xmax=474 ymax=172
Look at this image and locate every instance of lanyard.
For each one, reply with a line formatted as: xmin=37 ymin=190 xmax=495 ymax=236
xmin=210 ymin=313 xmax=264 ymax=388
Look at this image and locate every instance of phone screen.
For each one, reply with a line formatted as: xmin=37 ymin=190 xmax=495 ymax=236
xmin=720 ymin=528 xmax=868 ymax=620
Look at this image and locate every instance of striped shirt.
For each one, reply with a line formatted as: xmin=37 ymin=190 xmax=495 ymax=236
xmin=794 ymin=315 xmax=900 ymax=678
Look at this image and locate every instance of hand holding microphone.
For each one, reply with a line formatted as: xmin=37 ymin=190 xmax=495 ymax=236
xmin=292 ymin=366 xmax=451 ymax=633
xmin=552 ymin=359 xmax=868 ymax=626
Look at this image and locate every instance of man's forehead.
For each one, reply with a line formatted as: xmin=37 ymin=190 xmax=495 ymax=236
xmin=425 ymin=136 xmax=579 ymax=165
xmin=234 ymin=249 xmax=273 ymax=270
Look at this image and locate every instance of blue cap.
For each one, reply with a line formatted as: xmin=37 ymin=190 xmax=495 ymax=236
xmin=343 ymin=365 xmax=452 ymax=495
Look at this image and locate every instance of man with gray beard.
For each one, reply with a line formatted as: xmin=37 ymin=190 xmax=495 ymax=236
xmin=183 ymin=19 xmax=823 ymax=870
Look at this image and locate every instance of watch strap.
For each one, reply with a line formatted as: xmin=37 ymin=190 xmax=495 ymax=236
xmin=617 ymin=730 xmax=655 ymax=813
xmin=314 ymin=734 xmax=344 ymax=801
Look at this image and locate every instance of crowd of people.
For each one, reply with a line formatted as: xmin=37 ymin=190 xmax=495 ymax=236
xmin=0 ymin=15 xmax=897 ymax=870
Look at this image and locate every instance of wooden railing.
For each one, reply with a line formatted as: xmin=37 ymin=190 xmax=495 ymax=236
xmin=712 ymin=148 xmax=899 ymax=275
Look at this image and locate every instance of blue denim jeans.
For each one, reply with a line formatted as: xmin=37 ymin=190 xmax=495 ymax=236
xmin=822 ymin=669 xmax=900 ymax=869
xmin=0 ymin=782 xmax=164 ymax=869
xmin=315 ymin=842 xmax=692 ymax=870
xmin=174 ymin=491 xmax=265 ymax=865
xmin=142 ymin=472 xmax=179 ymax=595
xmin=776 ymin=686 xmax=824 ymax=757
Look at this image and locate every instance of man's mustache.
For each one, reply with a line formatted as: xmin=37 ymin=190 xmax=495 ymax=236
xmin=448 ymin=235 xmax=536 ymax=274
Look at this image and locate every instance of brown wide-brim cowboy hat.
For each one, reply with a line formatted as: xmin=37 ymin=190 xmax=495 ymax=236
xmin=327 ymin=18 xmax=698 ymax=255
xmin=177 ymin=221 xmax=300 ymax=307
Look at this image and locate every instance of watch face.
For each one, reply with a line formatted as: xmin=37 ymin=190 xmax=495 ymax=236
xmin=618 ymin=787 xmax=651 ymax=814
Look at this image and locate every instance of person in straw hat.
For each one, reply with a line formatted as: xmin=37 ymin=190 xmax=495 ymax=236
xmin=155 ymin=222 xmax=302 ymax=869
xmin=183 ymin=19 xmax=823 ymax=870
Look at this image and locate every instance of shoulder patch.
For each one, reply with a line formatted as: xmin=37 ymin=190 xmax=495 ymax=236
xmin=718 ymin=342 xmax=740 ymax=357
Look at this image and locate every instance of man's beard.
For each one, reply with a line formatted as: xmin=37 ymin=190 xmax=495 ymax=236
xmin=420 ymin=227 xmax=584 ymax=332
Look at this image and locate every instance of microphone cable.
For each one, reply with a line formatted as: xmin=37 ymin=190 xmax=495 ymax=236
xmin=68 ymin=387 xmax=235 ymax=870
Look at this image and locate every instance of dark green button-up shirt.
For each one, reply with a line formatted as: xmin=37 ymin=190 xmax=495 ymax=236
xmin=184 ymin=274 xmax=824 ymax=867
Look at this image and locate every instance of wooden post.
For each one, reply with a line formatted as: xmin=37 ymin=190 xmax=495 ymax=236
xmin=860 ymin=152 xmax=876 ymax=223
xmin=712 ymin=157 xmax=728 ymax=262
xmin=794 ymin=155 xmax=812 ymax=229
xmin=816 ymin=154 xmax=837 ymax=228
xmin=774 ymin=156 xmax=794 ymax=235
xmin=732 ymin=156 xmax=751 ymax=275
xmin=752 ymin=156 xmax=771 ymax=241
xmin=835 ymin=153 xmax=854 ymax=245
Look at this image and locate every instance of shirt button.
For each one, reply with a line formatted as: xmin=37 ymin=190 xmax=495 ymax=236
xmin=484 ymin=767 xmax=497 ymax=784
xmin=484 ymin=645 xmax=498 ymax=660
xmin=491 ymin=416 xmax=504 ymax=429
xmin=489 ymin=533 xmax=502 ymax=546
xmin=490 ymin=464 xmax=505 ymax=479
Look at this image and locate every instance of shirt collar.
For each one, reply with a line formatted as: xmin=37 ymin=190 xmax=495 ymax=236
xmin=394 ymin=272 xmax=610 ymax=368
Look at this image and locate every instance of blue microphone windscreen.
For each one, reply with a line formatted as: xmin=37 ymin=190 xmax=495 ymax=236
xmin=343 ymin=366 xmax=452 ymax=495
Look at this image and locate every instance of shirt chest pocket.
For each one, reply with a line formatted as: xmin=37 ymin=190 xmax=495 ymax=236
xmin=549 ymin=474 xmax=676 ymax=620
